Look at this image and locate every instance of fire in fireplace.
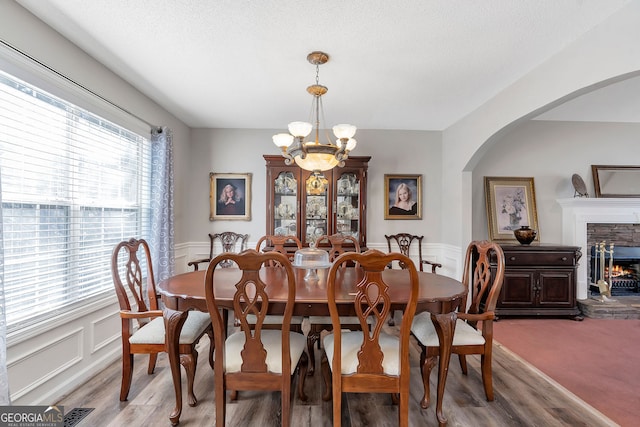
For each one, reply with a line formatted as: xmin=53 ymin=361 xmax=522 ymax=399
xmin=590 ymin=245 xmax=640 ymax=294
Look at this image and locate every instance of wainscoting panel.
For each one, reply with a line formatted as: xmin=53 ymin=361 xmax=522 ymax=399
xmin=90 ymin=311 xmax=120 ymax=354
xmin=8 ymin=328 xmax=84 ymax=401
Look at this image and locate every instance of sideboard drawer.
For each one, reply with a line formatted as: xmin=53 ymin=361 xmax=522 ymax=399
xmin=503 ymin=251 xmax=576 ymax=267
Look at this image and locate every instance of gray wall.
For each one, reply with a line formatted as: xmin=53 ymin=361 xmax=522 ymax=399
xmin=473 ymin=120 xmax=640 ymax=243
xmin=185 ymin=128 xmax=443 ymax=248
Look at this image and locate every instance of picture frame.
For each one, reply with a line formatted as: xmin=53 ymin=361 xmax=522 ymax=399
xmin=384 ymin=174 xmax=422 ymax=220
xmin=210 ymin=173 xmax=251 ymax=221
xmin=484 ymin=176 xmax=539 ymax=242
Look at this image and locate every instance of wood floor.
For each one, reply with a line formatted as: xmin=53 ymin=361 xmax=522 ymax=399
xmin=56 ymin=326 xmax=616 ymax=427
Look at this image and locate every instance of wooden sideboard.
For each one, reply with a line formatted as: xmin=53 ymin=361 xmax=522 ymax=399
xmin=490 ymin=243 xmax=583 ymax=320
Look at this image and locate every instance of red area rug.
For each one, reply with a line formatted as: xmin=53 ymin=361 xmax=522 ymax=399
xmin=493 ymin=317 xmax=640 ymax=427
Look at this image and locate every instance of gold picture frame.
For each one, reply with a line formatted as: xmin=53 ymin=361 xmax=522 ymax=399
xmin=384 ymin=174 xmax=422 ymax=220
xmin=210 ymin=173 xmax=251 ymax=221
xmin=484 ymin=176 xmax=539 ymax=242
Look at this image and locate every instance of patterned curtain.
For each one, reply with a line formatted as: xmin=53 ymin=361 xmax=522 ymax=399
xmin=150 ymin=127 xmax=175 ymax=283
xmin=0 ymin=172 xmax=10 ymax=404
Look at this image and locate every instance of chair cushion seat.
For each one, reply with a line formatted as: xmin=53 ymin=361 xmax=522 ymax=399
xmin=129 ymin=310 xmax=211 ymax=345
xmin=323 ymin=331 xmax=400 ymax=375
xmin=411 ymin=312 xmax=485 ymax=347
xmin=225 ymin=330 xmax=306 ymax=374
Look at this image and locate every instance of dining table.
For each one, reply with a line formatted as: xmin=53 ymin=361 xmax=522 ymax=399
xmin=158 ymin=266 xmax=467 ymax=427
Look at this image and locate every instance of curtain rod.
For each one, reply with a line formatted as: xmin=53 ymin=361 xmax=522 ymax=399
xmin=0 ymin=39 xmax=160 ymax=132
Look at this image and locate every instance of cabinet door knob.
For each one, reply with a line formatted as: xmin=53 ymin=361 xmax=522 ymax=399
xmin=561 ymin=257 xmax=567 ymax=261
xmin=509 ymin=256 xmax=516 ymax=261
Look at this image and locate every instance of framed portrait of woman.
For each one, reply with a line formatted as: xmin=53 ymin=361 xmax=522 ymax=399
xmin=210 ymin=173 xmax=252 ymax=221
xmin=384 ymin=174 xmax=422 ymax=220
xmin=484 ymin=176 xmax=539 ymax=242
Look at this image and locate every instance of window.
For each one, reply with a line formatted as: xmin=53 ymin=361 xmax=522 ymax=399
xmin=0 ymin=69 xmax=152 ymax=333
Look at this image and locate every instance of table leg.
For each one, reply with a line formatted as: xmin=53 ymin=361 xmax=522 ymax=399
xmin=164 ymin=307 xmax=189 ymax=426
xmin=431 ymin=311 xmax=457 ymax=427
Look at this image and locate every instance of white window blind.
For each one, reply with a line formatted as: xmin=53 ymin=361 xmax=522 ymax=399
xmin=0 ymin=69 xmax=152 ymax=333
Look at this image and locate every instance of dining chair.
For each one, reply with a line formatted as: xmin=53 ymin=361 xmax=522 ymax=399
xmin=111 ymin=238 xmax=213 ymax=403
xmin=187 ymin=231 xmax=249 ymax=270
xmin=205 ymin=249 xmax=309 ymax=427
xmin=385 ymin=233 xmax=442 ymax=273
xmin=385 ymin=233 xmax=442 ymax=325
xmin=410 ymin=240 xmax=505 ymax=408
xmin=320 ymin=249 xmax=419 ymax=427
xmin=255 ymin=235 xmax=302 ymax=264
xmin=306 ymin=233 xmax=364 ymax=375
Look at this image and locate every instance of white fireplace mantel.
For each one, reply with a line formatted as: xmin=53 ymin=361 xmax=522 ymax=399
xmin=557 ymin=198 xmax=640 ymax=299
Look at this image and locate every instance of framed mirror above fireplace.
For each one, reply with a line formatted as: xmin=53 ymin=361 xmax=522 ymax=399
xmin=592 ymin=165 xmax=640 ymax=198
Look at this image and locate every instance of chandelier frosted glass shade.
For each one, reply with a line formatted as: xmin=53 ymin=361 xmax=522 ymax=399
xmin=288 ymin=121 xmax=313 ymax=137
xmin=272 ymin=133 xmax=294 ymax=148
xmin=272 ymin=51 xmax=358 ymax=172
xmin=332 ymin=124 xmax=357 ymax=139
xmin=294 ymin=149 xmax=340 ymax=171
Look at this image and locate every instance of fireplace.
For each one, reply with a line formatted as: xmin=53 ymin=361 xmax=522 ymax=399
xmin=558 ymin=198 xmax=640 ymax=300
xmin=589 ymin=245 xmax=640 ymax=294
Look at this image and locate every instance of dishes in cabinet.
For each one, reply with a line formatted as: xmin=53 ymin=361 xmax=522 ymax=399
xmin=275 ymin=175 xmax=297 ymax=194
xmin=306 ymin=197 xmax=326 ymax=218
xmin=275 ymin=222 xmax=297 ymax=236
xmin=337 ymin=174 xmax=357 ymax=195
xmin=277 ymin=202 xmax=295 ymax=219
xmin=338 ymin=202 xmax=358 ymax=219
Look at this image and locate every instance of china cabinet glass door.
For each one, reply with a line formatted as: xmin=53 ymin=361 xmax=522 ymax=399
xmin=304 ymin=172 xmax=330 ymax=245
xmin=335 ymin=172 xmax=360 ymax=241
xmin=273 ymin=171 xmax=298 ymax=237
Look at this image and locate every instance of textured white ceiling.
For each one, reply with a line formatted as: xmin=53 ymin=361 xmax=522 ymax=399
xmin=15 ymin=0 xmax=634 ymax=130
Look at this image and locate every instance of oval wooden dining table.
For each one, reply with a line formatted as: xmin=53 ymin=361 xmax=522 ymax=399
xmin=158 ymin=266 xmax=467 ymax=427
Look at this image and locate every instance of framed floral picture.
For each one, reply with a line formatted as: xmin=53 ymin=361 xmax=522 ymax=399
xmin=384 ymin=174 xmax=422 ymax=220
xmin=484 ymin=176 xmax=539 ymax=242
xmin=210 ymin=173 xmax=252 ymax=221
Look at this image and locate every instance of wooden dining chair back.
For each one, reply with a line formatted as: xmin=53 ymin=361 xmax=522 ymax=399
xmin=111 ymin=238 xmax=213 ymax=403
xmin=255 ymin=235 xmax=302 ymax=266
xmin=410 ymin=240 xmax=505 ymax=408
xmin=321 ymin=249 xmax=419 ymax=427
xmin=187 ymin=231 xmax=249 ymax=270
xmin=205 ymin=249 xmax=309 ymax=427
xmin=385 ymin=233 xmax=442 ymax=272
xmin=315 ymin=233 xmax=360 ymax=262
xmin=307 ymin=233 xmax=363 ymax=375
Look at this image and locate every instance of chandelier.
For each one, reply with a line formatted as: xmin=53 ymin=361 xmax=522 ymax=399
xmin=272 ymin=51 xmax=357 ymax=172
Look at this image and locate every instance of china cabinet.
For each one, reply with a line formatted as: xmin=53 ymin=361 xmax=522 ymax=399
xmin=264 ymin=155 xmax=370 ymax=250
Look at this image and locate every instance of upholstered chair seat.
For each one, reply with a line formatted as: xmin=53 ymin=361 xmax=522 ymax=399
xmin=411 ymin=315 xmax=485 ymax=347
xmin=225 ymin=330 xmax=306 ymax=375
xmin=129 ymin=311 xmax=211 ymax=345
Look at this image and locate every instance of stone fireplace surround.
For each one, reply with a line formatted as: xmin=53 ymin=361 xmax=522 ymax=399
xmin=558 ymin=198 xmax=640 ymax=300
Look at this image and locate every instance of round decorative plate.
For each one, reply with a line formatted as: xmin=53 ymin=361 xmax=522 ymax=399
xmin=571 ymin=174 xmax=588 ymax=197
